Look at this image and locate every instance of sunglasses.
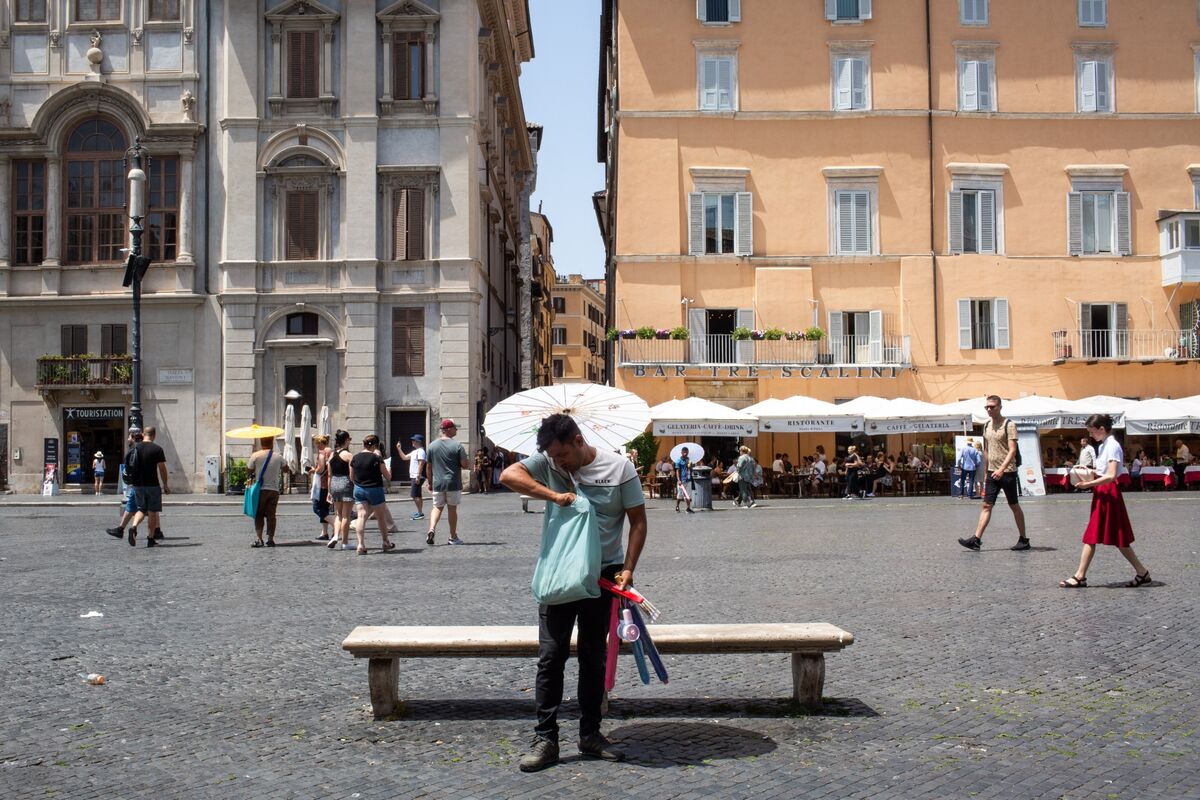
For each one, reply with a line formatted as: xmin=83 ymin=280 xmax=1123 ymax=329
xmin=984 ymin=405 xmax=998 ymax=410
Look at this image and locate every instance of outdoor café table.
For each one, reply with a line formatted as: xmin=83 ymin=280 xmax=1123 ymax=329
xmin=1043 ymin=468 xmax=1070 ymax=492
xmin=1186 ymin=465 xmax=1200 ymax=487
xmin=1139 ymin=466 xmax=1175 ymax=490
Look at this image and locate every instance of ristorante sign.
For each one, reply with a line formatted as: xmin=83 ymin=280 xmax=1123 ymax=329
xmin=628 ymin=365 xmax=907 ymax=379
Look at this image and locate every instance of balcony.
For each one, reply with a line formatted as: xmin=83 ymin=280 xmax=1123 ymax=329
xmin=1051 ymin=329 xmax=1200 ymax=363
xmin=618 ymin=334 xmax=911 ymax=367
xmin=1158 ymin=211 xmax=1200 ymax=285
xmin=36 ymin=356 xmax=133 ymax=390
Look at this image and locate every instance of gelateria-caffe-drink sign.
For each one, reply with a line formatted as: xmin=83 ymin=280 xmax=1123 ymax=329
xmin=628 ymin=365 xmax=907 ymax=379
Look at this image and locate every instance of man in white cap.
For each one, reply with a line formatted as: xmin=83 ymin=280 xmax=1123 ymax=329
xmin=425 ymin=419 xmax=470 ymax=545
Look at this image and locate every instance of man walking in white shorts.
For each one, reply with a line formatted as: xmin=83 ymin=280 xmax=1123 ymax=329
xmin=425 ymin=419 xmax=470 ymax=545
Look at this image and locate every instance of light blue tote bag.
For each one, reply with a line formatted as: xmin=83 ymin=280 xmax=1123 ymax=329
xmin=242 ymin=451 xmax=273 ymax=519
xmin=531 ymin=492 xmax=602 ymax=605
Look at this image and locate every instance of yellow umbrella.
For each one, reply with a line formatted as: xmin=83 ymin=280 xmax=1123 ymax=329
xmin=225 ymin=424 xmax=285 ymax=439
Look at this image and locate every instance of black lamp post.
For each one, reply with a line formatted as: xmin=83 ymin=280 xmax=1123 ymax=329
xmin=122 ymin=137 xmax=152 ymax=434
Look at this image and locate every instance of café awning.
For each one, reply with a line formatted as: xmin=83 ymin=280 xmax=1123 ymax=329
xmin=649 ymin=397 xmax=758 ymax=437
xmin=1123 ymin=398 xmax=1200 ymax=435
xmin=743 ymin=395 xmax=864 ymax=433
xmin=838 ymin=396 xmax=971 ymax=434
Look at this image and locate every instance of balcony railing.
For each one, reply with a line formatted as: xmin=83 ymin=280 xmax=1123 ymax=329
xmin=1052 ymin=329 xmax=1200 ymax=362
xmin=618 ymin=334 xmax=911 ymax=367
xmin=36 ymin=356 xmax=133 ymax=388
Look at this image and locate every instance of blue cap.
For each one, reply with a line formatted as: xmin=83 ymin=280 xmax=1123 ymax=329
xmin=411 ymin=434 xmax=424 ymax=443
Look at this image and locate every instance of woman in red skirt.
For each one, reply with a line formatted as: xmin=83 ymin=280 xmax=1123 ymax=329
xmin=1060 ymin=414 xmax=1151 ymax=588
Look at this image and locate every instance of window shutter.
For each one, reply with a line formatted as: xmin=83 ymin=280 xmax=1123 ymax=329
xmin=1080 ymin=61 xmax=1097 ymax=112
xmin=734 ymin=192 xmax=753 ymax=255
xmin=286 ymin=190 xmax=319 ymax=260
xmin=717 ymin=57 xmax=733 ymax=109
xmin=736 ymin=308 xmax=755 ymax=363
xmin=393 ymin=34 xmax=410 ymax=99
xmin=868 ymin=309 xmax=883 ymax=363
xmin=701 ymin=58 xmax=718 ymax=109
xmin=859 ymin=0 xmax=872 ymax=19
xmin=1067 ymin=192 xmax=1083 ymax=255
xmin=979 ymin=190 xmax=996 ymax=254
xmin=728 ymin=0 xmax=741 ymax=21
xmin=993 ymin=297 xmax=1010 ymax=349
xmin=1115 ymin=191 xmax=1131 ymax=255
xmin=1115 ymin=302 xmax=1128 ymax=358
xmin=393 ymin=190 xmax=408 ymax=260
xmin=854 ymin=190 xmax=871 ymax=253
xmin=835 ymin=58 xmax=852 ymax=110
xmin=688 ymin=307 xmax=707 ymax=363
xmin=391 ymin=307 xmax=425 ymax=377
xmin=960 ymin=60 xmax=978 ymax=111
xmin=825 ymin=0 xmax=838 ymax=20
xmin=288 ymin=30 xmax=318 ymax=99
xmin=1079 ymin=302 xmax=1091 ymax=340
xmin=957 ymin=299 xmax=972 ymax=349
xmin=978 ymin=61 xmax=993 ymax=110
xmin=61 ymin=325 xmax=71 ymax=357
xmin=1094 ymin=61 xmax=1109 ymax=111
xmin=687 ymin=192 xmax=705 ymax=255
xmin=837 ymin=191 xmax=854 ymax=253
xmin=948 ymin=191 xmax=964 ymax=253
xmin=828 ymin=311 xmax=845 ymax=362
xmin=852 ymin=58 xmax=867 ymax=109
xmin=406 ymin=189 xmax=425 ymax=260
xmin=697 ymin=0 xmax=706 ymax=21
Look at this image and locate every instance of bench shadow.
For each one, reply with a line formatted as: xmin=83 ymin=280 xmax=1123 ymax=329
xmin=605 ymin=721 xmax=776 ymax=768
xmin=393 ymin=696 xmax=876 ymax=721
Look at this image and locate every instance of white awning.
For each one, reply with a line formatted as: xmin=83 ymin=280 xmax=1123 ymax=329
xmin=743 ymin=395 xmax=864 ymax=433
xmin=838 ymin=396 xmax=971 ymax=434
xmin=649 ymin=397 xmax=759 ymax=437
xmin=1123 ymin=398 xmax=1200 ymax=435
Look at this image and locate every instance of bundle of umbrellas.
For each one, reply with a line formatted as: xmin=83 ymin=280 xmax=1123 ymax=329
xmin=602 ymin=579 xmax=667 ymax=690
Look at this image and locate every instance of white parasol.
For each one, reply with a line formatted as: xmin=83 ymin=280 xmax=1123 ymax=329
xmin=300 ymin=404 xmax=313 ymax=470
xmin=483 ymin=383 xmax=652 ymax=455
xmin=318 ymin=405 xmax=331 ymax=437
xmin=283 ymin=404 xmax=298 ymax=472
xmin=669 ymin=442 xmax=704 ymax=464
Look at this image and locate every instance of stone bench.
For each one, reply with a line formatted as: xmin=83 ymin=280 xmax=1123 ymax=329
xmin=342 ymin=622 xmax=855 ymax=718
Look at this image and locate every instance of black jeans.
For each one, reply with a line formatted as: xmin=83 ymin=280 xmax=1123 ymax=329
xmin=534 ymin=564 xmax=621 ymax=743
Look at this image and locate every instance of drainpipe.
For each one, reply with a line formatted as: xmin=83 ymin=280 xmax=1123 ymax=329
xmin=925 ymin=0 xmax=940 ymax=364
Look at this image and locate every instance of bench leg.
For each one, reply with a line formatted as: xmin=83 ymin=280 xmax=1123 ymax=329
xmin=367 ymin=657 xmax=400 ymax=719
xmin=791 ymin=653 xmax=825 ymax=711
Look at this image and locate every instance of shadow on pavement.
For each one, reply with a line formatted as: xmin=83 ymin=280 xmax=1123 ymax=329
xmin=395 ymin=696 xmax=877 ymax=722
xmin=609 ymin=721 xmax=777 ymax=767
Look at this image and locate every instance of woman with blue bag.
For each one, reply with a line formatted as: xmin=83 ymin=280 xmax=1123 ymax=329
xmin=245 ymin=436 xmax=282 ymax=548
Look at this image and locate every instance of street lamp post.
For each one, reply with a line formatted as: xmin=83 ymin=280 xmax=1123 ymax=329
xmin=123 ymin=137 xmax=152 ymax=434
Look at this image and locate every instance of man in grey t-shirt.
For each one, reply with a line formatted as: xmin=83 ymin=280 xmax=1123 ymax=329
xmin=425 ymin=418 xmax=470 ymax=545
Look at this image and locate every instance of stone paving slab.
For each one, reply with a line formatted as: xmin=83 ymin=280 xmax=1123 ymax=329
xmin=0 ymin=493 xmax=1198 ymax=798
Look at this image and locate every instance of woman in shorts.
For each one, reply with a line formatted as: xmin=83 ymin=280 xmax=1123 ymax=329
xmin=351 ymin=434 xmax=394 ymax=555
xmin=326 ymin=430 xmax=356 ymax=550
xmin=309 ymin=434 xmax=333 ymax=540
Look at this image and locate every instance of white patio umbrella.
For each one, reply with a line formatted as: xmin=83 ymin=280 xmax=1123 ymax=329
xmin=649 ymin=397 xmax=759 ymax=437
xmin=669 ymin=442 xmax=705 ymax=463
xmin=1123 ymin=398 xmax=1200 ymax=435
xmin=283 ymin=404 xmax=298 ymax=472
xmin=483 ymin=383 xmax=652 ymax=455
xmin=744 ymin=395 xmax=863 ymax=432
xmin=300 ymin=404 xmax=313 ymax=470
xmin=318 ymin=405 xmax=331 ymax=437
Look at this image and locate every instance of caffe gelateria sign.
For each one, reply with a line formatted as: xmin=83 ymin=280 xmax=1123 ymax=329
xmin=628 ymin=365 xmax=908 ymax=379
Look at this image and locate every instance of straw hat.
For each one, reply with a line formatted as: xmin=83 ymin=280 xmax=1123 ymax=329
xmin=93 ymin=451 xmax=104 ymax=458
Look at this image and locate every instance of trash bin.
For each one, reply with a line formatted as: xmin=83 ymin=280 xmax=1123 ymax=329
xmin=691 ymin=466 xmax=713 ymax=510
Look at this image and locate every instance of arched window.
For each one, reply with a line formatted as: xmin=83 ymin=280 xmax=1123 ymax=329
xmin=65 ymin=119 xmax=127 ymax=264
xmin=286 ymin=312 xmax=319 ymax=336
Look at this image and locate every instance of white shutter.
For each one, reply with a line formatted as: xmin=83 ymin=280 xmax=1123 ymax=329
xmin=836 ymin=191 xmax=854 ymax=253
xmin=1095 ymin=61 xmax=1110 ymax=112
xmin=834 ymin=58 xmax=852 ymax=110
xmin=688 ymin=192 xmax=705 ymax=255
xmin=728 ymin=0 xmax=741 ymax=21
xmin=948 ymin=191 xmax=964 ymax=253
xmin=958 ymin=299 xmax=973 ymax=349
xmin=697 ymin=0 xmax=706 ymax=22
xmin=734 ymin=191 xmax=753 ymax=255
xmin=825 ymin=0 xmax=838 ymax=20
xmin=852 ymin=58 xmax=867 ymax=109
xmin=717 ymin=57 xmax=734 ymax=110
xmin=868 ymin=309 xmax=883 ymax=363
xmin=859 ymin=0 xmax=872 ymax=19
xmin=737 ymin=308 xmax=755 ymax=363
xmin=979 ymin=190 xmax=996 ymax=254
xmin=960 ymin=60 xmax=978 ymax=111
xmin=1115 ymin=302 xmax=1128 ymax=358
xmin=688 ymin=307 xmax=707 ymax=363
xmin=993 ymin=297 xmax=1010 ymax=349
xmin=854 ymin=190 xmax=871 ymax=253
xmin=828 ymin=311 xmax=845 ymax=363
xmin=701 ymin=58 xmax=718 ymax=109
xmin=1115 ymin=191 xmax=1131 ymax=255
xmin=1080 ymin=61 xmax=1097 ymax=112
xmin=1068 ymin=192 xmax=1083 ymax=255
xmin=977 ymin=61 xmax=992 ymax=111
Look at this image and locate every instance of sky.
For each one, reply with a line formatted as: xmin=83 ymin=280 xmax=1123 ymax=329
xmin=520 ymin=0 xmax=605 ymax=281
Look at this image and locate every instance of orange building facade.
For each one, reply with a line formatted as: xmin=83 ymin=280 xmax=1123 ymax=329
xmin=596 ymin=0 xmax=1200 ymax=456
xmin=551 ymin=273 xmax=608 ymax=383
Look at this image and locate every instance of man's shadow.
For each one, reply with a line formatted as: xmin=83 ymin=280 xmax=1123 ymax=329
xmin=605 ymin=721 xmax=776 ymax=768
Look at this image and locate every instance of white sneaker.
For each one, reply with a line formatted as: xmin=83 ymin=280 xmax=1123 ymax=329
xmin=447 ymin=537 xmax=465 ymax=545
xmin=342 ymin=543 xmax=357 ymax=550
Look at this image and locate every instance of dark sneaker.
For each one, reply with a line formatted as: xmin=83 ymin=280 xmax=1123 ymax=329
xmin=128 ymin=528 xmax=137 ymax=546
xmin=106 ymin=527 xmax=124 ymax=539
xmin=1011 ymin=538 xmax=1031 ymax=551
xmin=426 ymin=531 xmax=435 ymax=545
xmin=146 ymin=537 xmax=158 ymax=548
xmin=518 ymin=738 xmax=560 ymax=773
xmin=686 ymin=508 xmax=695 ymax=514
xmin=957 ymin=536 xmax=981 ymax=551
xmin=578 ymin=733 xmax=625 ymax=762
xmin=153 ymin=529 xmax=164 ymax=541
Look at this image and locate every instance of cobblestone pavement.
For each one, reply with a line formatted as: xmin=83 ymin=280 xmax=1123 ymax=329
xmin=1 ymin=491 xmax=1198 ymax=799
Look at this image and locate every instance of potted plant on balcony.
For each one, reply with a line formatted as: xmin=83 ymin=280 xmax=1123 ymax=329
xmin=635 ymin=326 xmax=656 ymax=340
xmin=732 ymin=326 xmax=752 ymax=341
xmin=749 ymin=329 xmax=766 ymax=341
xmin=654 ymin=328 xmax=671 ymax=339
xmin=784 ymin=330 xmax=805 ymax=341
xmin=669 ymin=326 xmax=690 ymax=340
xmin=619 ymin=329 xmax=637 ymax=339
xmin=605 ymin=329 xmax=619 ymax=342
xmin=804 ymin=326 xmax=825 ymax=341
xmin=763 ymin=327 xmax=785 ymax=340
xmin=112 ymin=361 xmax=132 ymax=383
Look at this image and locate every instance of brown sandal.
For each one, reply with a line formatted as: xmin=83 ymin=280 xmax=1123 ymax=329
xmin=1059 ymin=575 xmax=1087 ymax=588
xmin=1125 ymin=572 xmax=1151 ymax=587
